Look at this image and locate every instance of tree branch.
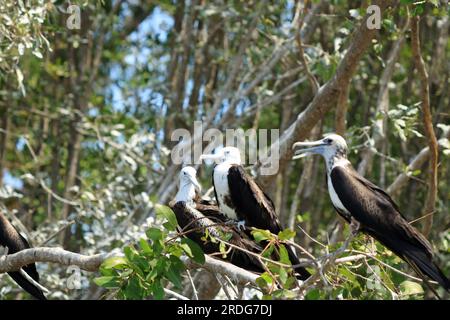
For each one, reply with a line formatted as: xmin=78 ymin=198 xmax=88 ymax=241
xmin=0 ymin=247 xmax=259 ymax=290
xmin=410 ymin=15 xmax=439 ymax=237
xmin=387 ymin=133 xmax=449 ymax=197
xmin=0 ymin=247 xmax=109 ymax=273
xmin=181 ymin=255 xmax=260 ymax=286
xmin=256 ymin=0 xmax=396 ymax=187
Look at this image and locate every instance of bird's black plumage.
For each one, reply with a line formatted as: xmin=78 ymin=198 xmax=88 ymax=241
xmin=0 ymin=213 xmax=46 ymax=300
xmin=330 ymin=164 xmax=450 ymax=291
xmin=221 ymin=165 xmax=310 ymax=280
xmin=171 ymin=201 xmax=266 ymax=273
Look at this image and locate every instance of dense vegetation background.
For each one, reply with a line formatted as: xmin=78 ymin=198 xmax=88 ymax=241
xmin=0 ymin=0 xmax=448 ymax=300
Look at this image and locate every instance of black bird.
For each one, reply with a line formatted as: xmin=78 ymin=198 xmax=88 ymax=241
xmin=199 ymin=148 xmax=311 ymax=280
xmin=292 ymin=133 xmax=450 ymax=292
xmin=170 ymin=166 xmax=266 ymax=273
xmin=0 ymin=212 xmax=47 ymax=300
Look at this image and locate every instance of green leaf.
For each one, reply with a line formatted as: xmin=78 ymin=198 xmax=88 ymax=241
xmin=139 ymin=238 xmax=152 ymax=254
xmin=251 ymin=229 xmax=273 ymax=242
xmin=124 ymin=245 xmax=138 ymax=261
xmin=338 ymin=267 xmax=357 ymax=283
xmin=169 ymin=255 xmax=186 ymax=273
xmin=155 ymin=204 xmax=178 ymax=230
xmin=165 ymin=265 xmax=183 ymax=288
xmin=101 ymin=256 xmax=129 ymax=270
xmin=305 ymin=288 xmax=320 ymax=300
xmin=181 ymin=238 xmax=205 ymax=264
xmin=146 ymin=227 xmax=163 ymax=241
xmin=150 ymin=280 xmax=165 ymax=300
xmin=278 ymin=245 xmax=291 ymax=265
xmin=400 ymin=281 xmax=424 ymax=296
xmin=219 ymin=241 xmax=227 ymax=257
xmin=94 ymin=276 xmax=120 ymax=288
xmin=256 ymin=272 xmax=273 ymax=289
xmin=278 ymin=229 xmax=296 ymax=241
xmin=123 ymin=277 xmax=144 ymax=300
xmin=278 ymin=266 xmax=288 ymax=284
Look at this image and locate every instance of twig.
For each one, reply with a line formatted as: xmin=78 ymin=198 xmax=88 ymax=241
xmin=38 ymin=221 xmax=75 ymax=246
xmin=164 ymin=288 xmax=189 ymax=300
xmin=186 ymin=269 xmax=198 ymax=300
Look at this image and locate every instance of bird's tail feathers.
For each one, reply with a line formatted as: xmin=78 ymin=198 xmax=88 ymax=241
xmin=403 ymin=249 xmax=450 ymax=293
xmin=8 ymin=271 xmax=47 ymax=300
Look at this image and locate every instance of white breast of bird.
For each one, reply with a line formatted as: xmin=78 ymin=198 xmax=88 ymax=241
xmin=213 ymin=163 xmax=238 ymax=220
xmin=327 ymin=174 xmax=350 ymax=215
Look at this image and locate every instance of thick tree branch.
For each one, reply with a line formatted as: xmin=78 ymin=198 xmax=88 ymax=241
xmin=0 ymin=247 xmax=109 ymax=273
xmin=410 ymin=15 xmax=439 ymax=237
xmin=387 ymin=133 xmax=450 ymax=197
xmin=0 ymin=247 xmax=259 ymax=289
xmin=182 ymin=255 xmax=260 ymax=287
xmin=256 ymin=0 xmax=396 ymax=187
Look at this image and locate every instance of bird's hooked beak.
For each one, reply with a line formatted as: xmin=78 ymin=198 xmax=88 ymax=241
xmin=187 ymin=174 xmax=202 ymax=193
xmin=292 ymin=139 xmax=326 ymax=160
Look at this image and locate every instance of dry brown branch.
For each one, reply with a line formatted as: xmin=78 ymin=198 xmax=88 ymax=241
xmin=410 ymin=15 xmax=439 ymax=237
xmin=358 ymin=15 xmax=410 ymax=176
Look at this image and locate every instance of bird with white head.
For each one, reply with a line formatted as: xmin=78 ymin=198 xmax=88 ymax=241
xmin=292 ymin=133 xmax=450 ymax=294
xmin=200 ymin=146 xmax=311 ymax=281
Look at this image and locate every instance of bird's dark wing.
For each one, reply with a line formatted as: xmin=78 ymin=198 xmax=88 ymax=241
xmin=170 ymin=201 xmax=266 ymax=273
xmin=227 ymin=165 xmax=282 ymax=233
xmin=346 ymin=166 xmax=433 ymax=256
xmin=193 ymin=195 xmax=227 ymax=222
xmin=0 ymin=214 xmax=46 ymax=300
xmin=330 ymin=165 xmax=449 ymax=290
xmin=227 ymin=165 xmax=310 ymax=280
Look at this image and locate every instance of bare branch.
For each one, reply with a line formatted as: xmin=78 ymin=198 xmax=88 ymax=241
xmin=181 ymin=255 xmax=260 ymax=286
xmin=387 ymin=132 xmax=450 ymax=196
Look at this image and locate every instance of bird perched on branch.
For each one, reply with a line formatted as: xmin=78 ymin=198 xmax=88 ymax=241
xmin=200 ymin=148 xmax=311 ymax=281
xmin=170 ymin=166 xmax=266 ymax=273
xmin=292 ymin=133 xmax=450 ymax=294
xmin=0 ymin=212 xmax=47 ymax=300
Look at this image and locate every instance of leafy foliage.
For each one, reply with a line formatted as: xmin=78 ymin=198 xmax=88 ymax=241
xmin=0 ymin=0 xmax=448 ymax=300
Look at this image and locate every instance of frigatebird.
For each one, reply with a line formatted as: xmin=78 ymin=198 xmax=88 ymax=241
xmin=0 ymin=212 xmax=47 ymax=300
xmin=170 ymin=166 xmax=266 ymax=273
xmin=199 ymin=148 xmax=311 ymax=280
xmin=172 ymin=166 xmax=222 ymax=217
xmin=292 ymin=133 xmax=450 ymax=292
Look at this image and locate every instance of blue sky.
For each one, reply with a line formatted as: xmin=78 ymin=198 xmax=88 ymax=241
xmin=3 ymin=5 xmax=175 ymax=190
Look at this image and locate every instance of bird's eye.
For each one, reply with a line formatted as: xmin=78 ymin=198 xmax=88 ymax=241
xmin=325 ymin=138 xmax=333 ymax=144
